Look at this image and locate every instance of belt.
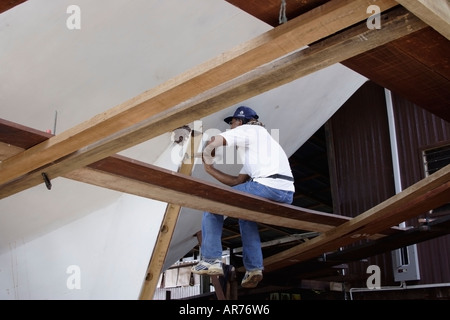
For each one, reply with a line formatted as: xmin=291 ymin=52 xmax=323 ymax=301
xmin=265 ymin=174 xmax=294 ymax=182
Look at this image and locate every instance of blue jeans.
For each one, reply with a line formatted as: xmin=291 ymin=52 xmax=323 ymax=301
xmin=200 ymin=180 xmax=294 ymax=271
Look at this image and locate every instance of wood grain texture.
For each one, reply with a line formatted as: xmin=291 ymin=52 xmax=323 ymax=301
xmin=0 ymin=0 xmax=398 ymax=187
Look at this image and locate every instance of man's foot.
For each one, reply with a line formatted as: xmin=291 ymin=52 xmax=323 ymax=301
xmin=191 ymin=259 xmax=224 ymax=276
xmin=241 ymin=270 xmax=263 ymax=288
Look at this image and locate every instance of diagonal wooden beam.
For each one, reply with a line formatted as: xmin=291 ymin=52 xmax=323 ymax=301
xmin=66 ymin=157 xmax=345 ymax=232
xmin=267 ymin=215 xmax=450 ymax=281
xmin=139 ymin=131 xmax=202 ymax=300
xmin=0 ymin=4 xmax=424 ymax=201
xmin=0 ymin=0 xmax=27 ymax=14
xmin=261 ymin=164 xmax=450 ymax=272
xmin=0 ymin=0 xmax=398 ymax=189
xmin=396 ymin=0 xmax=450 ymax=40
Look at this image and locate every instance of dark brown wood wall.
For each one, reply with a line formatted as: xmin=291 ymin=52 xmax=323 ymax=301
xmin=329 ymin=81 xmax=396 ymax=218
xmin=391 ymin=93 xmax=450 ymax=285
xmin=392 ymin=94 xmax=450 ymax=193
xmin=328 ymin=80 xmax=396 ymax=286
xmin=327 ymin=80 xmax=450 ymax=286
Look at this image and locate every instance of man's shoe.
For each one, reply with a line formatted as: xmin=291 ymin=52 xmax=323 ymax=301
xmin=241 ymin=270 xmax=263 ymax=288
xmin=191 ymin=259 xmax=224 ymax=276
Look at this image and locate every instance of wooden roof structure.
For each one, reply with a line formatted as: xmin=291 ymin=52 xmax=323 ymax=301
xmin=1 ymin=0 xmax=449 ymax=300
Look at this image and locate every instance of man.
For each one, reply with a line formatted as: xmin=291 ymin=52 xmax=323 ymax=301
xmin=191 ymin=106 xmax=295 ymax=288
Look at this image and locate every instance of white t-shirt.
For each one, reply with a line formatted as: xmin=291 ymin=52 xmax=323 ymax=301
xmin=219 ymin=124 xmax=295 ymax=192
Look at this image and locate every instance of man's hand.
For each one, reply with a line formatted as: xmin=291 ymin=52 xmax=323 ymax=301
xmin=202 ymin=142 xmax=215 ymax=165
xmin=202 ymin=136 xmax=222 ymax=165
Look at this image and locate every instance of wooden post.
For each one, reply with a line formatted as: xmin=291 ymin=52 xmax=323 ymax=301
xmin=139 ymin=129 xmax=202 ymax=300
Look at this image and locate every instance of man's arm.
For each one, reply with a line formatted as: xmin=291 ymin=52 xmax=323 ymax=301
xmin=202 ymin=135 xmax=249 ymax=186
xmin=202 ymin=135 xmax=224 ymax=164
xmin=204 ymin=163 xmax=249 ymax=186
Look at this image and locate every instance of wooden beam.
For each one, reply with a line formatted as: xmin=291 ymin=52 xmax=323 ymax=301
xmin=267 ymin=215 xmax=450 ymax=282
xmin=139 ymin=130 xmax=202 ymax=300
xmin=0 ymin=118 xmax=52 ymax=148
xmin=0 ymin=5 xmax=423 ymax=201
xmin=0 ymin=0 xmax=398 ymax=189
xmin=0 ymin=0 xmax=27 ymax=14
xmin=0 ymin=142 xmax=23 ymax=161
xmin=261 ymin=164 xmax=450 ymax=272
xmin=396 ymin=0 xmax=450 ymax=40
xmin=0 ymin=119 xmax=403 ymax=236
xmin=66 ymin=157 xmax=346 ymax=232
xmin=324 ymin=215 xmax=450 ymax=264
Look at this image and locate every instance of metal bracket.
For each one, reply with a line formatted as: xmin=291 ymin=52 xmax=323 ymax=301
xmin=42 ymin=172 xmax=52 ymax=190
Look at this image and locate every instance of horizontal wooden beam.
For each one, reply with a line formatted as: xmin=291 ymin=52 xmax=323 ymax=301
xmin=69 ymin=156 xmax=345 ymax=232
xmin=0 ymin=0 xmax=398 ymax=188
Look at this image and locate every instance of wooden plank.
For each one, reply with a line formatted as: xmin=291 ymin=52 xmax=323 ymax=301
xmin=0 ymin=118 xmax=404 ymax=236
xmin=267 ymin=215 xmax=450 ymax=282
xmin=0 ymin=119 xmax=347 ymax=231
xmin=139 ymin=131 xmax=202 ymax=300
xmin=325 ymin=215 xmax=450 ymax=263
xmin=0 ymin=142 xmax=23 ymax=161
xmin=0 ymin=5 xmax=423 ymax=201
xmin=261 ymin=164 xmax=450 ymax=272
xmin=67 ymin=157 xmax=347 ymax=232
xmin=0 ymin=0 xmax=27 ymax=14
xmin=0 ymin=0 xmax=398 ymax=188
xmin=396 ymin=0 xmax=450 ymax=40
xmin=0 ymin=118 xmax=52 ymax=148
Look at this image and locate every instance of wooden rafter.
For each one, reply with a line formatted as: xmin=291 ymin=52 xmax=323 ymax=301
xmin=261 ymin=164 xmax=450 ymax=272
xmin=0 ymin=119 xmax=356 ymax=233
xmin=0 ymin=6 xmax=426 ymax=232
xmin=0 ymin=0 xmax=398 ymax=191
xmin=396 ymin=0 xmax=450 ymax=40
xmin=1 ymin=3 xmax=424 ymax=204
